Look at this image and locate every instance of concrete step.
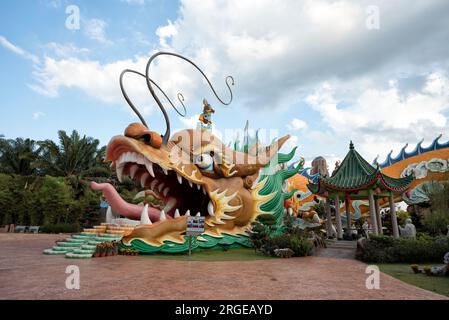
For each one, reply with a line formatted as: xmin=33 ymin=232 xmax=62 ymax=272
xmin=326 ymin=240 xmax=357 ymax=250
xmin=43 ymin=249 xmax=68 ymax=255
xmin=65 ymin=252 xmax=93 ymax=259
xmin=56 ymin=242 xmax=83 ymax=248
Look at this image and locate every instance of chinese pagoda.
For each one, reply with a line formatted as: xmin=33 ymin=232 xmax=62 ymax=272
xmin=308 ymin=141 xmax=414 ymax=239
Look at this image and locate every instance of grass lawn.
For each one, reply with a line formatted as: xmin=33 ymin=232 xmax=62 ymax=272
xmin=378 ymin=263 xmax=449 ymax=297
xmin=142 ymin=248 xmax=274 ymax=261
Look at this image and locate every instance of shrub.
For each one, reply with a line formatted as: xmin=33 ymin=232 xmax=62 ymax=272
xmin=260 ymin=233 xmax=314 ymax=257
xmin=356 ymin=234 xmax=449 ymax=263
xmin=40 ymin=223 xmax=80 ymax=234
xmin=423 ymin=181 xmax=449 ymax=236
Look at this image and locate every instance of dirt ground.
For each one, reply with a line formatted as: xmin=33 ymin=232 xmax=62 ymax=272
xmin=0 ymin=233 xmax=446 ymax=300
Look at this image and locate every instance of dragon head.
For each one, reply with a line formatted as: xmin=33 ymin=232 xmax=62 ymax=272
xmin=92 ymin=123 xmax=299 ymax=253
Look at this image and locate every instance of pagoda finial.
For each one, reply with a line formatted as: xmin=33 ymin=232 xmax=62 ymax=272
xmin=349 ymin=140 xmax=354 ymax=150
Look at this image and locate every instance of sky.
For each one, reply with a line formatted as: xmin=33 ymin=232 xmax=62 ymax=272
xmin=1 ymin=0 xmax=449 ymax=171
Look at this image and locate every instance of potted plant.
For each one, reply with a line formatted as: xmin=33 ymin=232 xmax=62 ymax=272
xmin=410 ymin=264 xmax=420 ymax=274
xmin=100 ymin=244 xmax=107 ymax=257
xmin=93 ymin=246 xmax=100 ymax=258
xmin=423 ymin=266 xmax=432 ymax=276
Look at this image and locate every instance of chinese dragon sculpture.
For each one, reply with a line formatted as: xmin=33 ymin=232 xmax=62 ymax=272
xmin=90 ymin=52 xmax=301 ymax=253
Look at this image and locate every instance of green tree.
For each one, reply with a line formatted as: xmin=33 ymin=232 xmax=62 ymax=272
xmin=36 ymin=176 xmax=72 ymax=225
xmin=35 ymin=130 xmax=109 ymax=178
xmin=423 ymin=181 xmax=449 ymax=236
xmin=0 ymin=138 xmax=39 ymax=175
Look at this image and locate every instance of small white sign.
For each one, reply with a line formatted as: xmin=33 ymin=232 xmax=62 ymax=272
xmin=186 ymin=216 xmax=205 ymax=235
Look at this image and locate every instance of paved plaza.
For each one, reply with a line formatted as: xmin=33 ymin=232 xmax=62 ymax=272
xmin=0 ymin=233 xmax=446 ymax=300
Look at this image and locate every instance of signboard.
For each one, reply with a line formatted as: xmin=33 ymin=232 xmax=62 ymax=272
xmin=186 ymin=216 xmax=205 ymax=235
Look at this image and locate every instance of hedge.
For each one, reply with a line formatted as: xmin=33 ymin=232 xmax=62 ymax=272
xmin=356 ymin=234 xmax=449 ymax=263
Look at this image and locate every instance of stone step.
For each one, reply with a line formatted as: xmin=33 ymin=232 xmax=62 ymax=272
xmin=43 ymin=249 xmax=68 ymax=255
xmin=56 ymin=241 xmax=84 ymax=248
xmin=81 ymin=244 xmax=97 ymax=250
xmin=73 ymin=248 xmax=95 ymax=254
xmin=326 ymin=240 xmax=357 ymax=249
xmin=72 ymin=234 xmax=96 ymax=239
xmin=64 ymin=238 xmax=86 ymax=243
xmin=65 ymin=252 xmax=93 ymax=259
xmin=52 ymin=246 xmax=76 ymax=251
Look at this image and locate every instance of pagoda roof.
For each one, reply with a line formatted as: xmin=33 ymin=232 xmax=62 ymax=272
xmin=308 ymin=141 xmax=414 ymax=194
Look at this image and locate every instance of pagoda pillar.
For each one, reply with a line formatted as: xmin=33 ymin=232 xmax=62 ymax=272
xmin=325 ymin=199 xmax=332 ymax=238
xmin=389 ymin=193 xmax=399 ymax=238
xmin=374 ymin=197 xmax=383 ymax=234
xmin=334 ymin=195 xmax=343 ymax=239
xmin=368 ymin=190 xmax=378 ymax=235
xmin=345 ymin=196 xmax=351 ymax=238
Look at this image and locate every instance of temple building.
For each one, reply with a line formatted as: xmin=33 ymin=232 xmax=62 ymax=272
xmin=308 ymin=141 xmax=414 ymax=239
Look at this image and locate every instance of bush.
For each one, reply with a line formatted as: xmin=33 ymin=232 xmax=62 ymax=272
xmin=356 ymin=234 xmax=449 ymax=263
xmin=259 ymin=233 xmax=314 ymax=257
xmin=40 ymin=223 xmax=80 ymax=234
xmin=423 ymin=181 xmax=449 ymax=236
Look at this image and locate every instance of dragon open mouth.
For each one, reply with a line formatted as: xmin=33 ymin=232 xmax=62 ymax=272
xmin=92 ymin=148 xmax=214 ymax=225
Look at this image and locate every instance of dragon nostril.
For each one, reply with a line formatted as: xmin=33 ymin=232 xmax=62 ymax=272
xmin=124 ymin=123 xmax=162 ymax=148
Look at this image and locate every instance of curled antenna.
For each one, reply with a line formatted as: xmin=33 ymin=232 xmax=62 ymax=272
xmin=144 ymin=51 xmax=234 ymax=144
xmin=119 ymin=69 xmax=187 ymax=128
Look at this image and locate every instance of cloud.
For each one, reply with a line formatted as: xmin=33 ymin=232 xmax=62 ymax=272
xmin=43 ymin=42 xmax=90 ymax=58
xmin=287 ymin=118 xmax=307 ymax=131
xmin=32 ymin=112 xmax=45 ymax=120
xmin=305 ymin=72 xmax=449 ymax=160
xmin=158 ymin=0 xmax=449 ymax=110
xmin=156 ymin=20 xmax=178 ymax=48
xmin=84 ymin=19 xmax=112 ymax=44
xmin=25 ymin=0 xmax=449 ymax=165
xmin=0 ymin=35 xmax=40 ymax=64
xmin=29 ymin=52 xmax=202 ymax=120
xmin=179 ymin=114 xmax=200 ymax=129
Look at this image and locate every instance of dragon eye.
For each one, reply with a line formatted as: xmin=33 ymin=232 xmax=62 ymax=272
xmin=195 ymin=153 xmax=214 ymax=171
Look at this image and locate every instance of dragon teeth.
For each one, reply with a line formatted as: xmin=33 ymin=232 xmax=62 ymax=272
xmin=158 ymin=183 xmax=165 ymax=193
xmin=140 ymin=172 xmax=149 ymax=188
xmin=144 ymin=158 xmax=155 ymax=177
xmin=174 ymin=209 xmax=180 ymax=218
xmin=162 ymin=198 xmax=176 ymax=213
xmin=196 ymin=212 xmax=201 ymax=217
xmin=150 ymin=179 xmax=158 ymax=190
xmin=140 ymin=204 xmax=152 ymax=225
xmin=221 ymin=213 xmax=235 ymax=220
xmin=116 ymin=165 xmax=125 ymax=183
xmin=202 ymin=187 xmax=206 ymax=195
xmin=162 ymin=167 xmax=168 ymax=175
xmin=136 ymin=154 xmax=145 ymax=165
xmin=176 ymin=173 xmax=183 ymax=184
xmin=130 ymin=164 xmax=139 ymax=179
xmin=207 ymin=201 xmax=215 ymax=216
xmin=188 ymin=180 xmax=193 ymax=188
xmin=185 ymin=210 xmax=190 ymax=216
xmin=160 ymin=210 xmax=166 ymax=221
xmin=196 ymin=184 xmax=201 ymax=190
xmin=163 ymin=187 xmax=169 ymax=197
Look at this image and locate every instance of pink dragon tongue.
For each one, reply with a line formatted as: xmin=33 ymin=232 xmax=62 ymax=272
xmin=90 ymin=182 xmax=162 ymax=222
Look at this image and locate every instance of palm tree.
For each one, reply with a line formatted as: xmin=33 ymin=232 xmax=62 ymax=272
xmin=0 ymin=137 xmax=39 ymax=175
xmin=36 ymin=130 xmax=109 ymax=178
